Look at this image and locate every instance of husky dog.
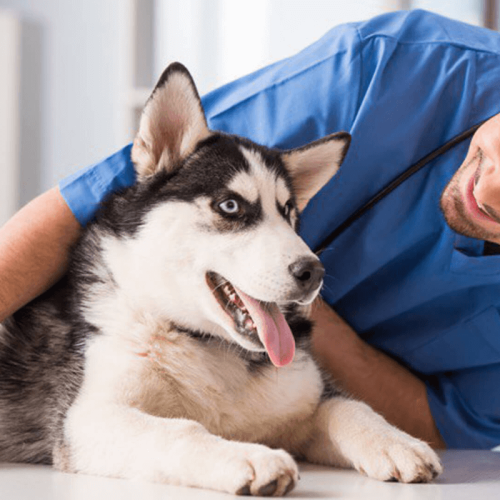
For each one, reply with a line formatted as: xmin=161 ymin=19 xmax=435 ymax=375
xmin=0 ymin=63 xmax=442 ymax=496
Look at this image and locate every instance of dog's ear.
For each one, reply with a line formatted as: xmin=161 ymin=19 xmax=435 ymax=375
xmin=281 ymin=132 xmax=351 ymax=211
xmin=132 ymin=63 xmax=210 ymax=180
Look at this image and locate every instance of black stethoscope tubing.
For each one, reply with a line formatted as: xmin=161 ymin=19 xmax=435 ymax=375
xmin=313 ymin=118 xmax=491 ymax=256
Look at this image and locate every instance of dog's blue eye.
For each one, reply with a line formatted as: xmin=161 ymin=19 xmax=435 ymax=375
xmin=284 ymin=201 xmax=293 ymax=217
xmin=219 ymin=199 xmax=240 ymax=214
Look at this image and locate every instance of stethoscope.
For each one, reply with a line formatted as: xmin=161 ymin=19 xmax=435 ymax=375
xmin=313 ymin=118 xmax=491 ymax=256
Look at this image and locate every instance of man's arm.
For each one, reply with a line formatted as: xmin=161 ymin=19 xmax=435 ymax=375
xmin=310 ymin=298 xmax=446 ymax=449
xmin=0 ymin=186 xmax=81 ymax=322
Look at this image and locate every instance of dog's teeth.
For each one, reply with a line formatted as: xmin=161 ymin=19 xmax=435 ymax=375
xmin=212 ymin=276 xmax=257 ymax=333
xmin=244 ymin=318 xmax=255 ymax=330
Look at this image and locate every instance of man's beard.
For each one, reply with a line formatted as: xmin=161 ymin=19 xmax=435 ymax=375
xmin=440 ymin=177 xmax=500 ymax=243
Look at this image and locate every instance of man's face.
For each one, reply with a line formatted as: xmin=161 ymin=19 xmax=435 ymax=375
xmin=440 ymin=113 xmax=500 ymax=244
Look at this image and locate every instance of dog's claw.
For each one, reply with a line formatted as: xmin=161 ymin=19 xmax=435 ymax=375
xmin=283 ymin=479 xmax=296 ymax=496
xmin=236 ymin=484 xmax=252 ymax=496
xmin=430 ymin=463 xmax=441 ymax=480
xmin=258 ymin=479 xmax=278 ymax=496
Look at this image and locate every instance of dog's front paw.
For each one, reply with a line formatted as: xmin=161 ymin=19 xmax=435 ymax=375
xmin=221 ymin=443 xmax=298 ymax=496
xmin=352 ymin=428 xmax=442 ymax=483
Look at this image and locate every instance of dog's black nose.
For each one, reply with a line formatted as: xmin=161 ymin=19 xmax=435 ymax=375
xmin=288 ymin=258 xmax=325 ymax=294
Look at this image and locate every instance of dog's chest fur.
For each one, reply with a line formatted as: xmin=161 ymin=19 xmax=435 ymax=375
xmin=79 ymin=319 xmax=323 ymax=452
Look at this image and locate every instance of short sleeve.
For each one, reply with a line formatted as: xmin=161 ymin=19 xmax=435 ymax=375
xmin=59 ymin=144 xmax=136 ymax=226
xmin=426 ymin=366 xmax=500 ymax=449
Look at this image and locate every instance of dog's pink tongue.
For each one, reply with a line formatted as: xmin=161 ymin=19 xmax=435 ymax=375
xmin=234 ymin=287 xmax=295 ymax=367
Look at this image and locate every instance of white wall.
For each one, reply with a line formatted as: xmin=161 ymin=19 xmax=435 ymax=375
xmin=0 ymin=9 xmax=21 ymax=225
xmin=155 ymin=0 xmax=395 ymax=96
xmin=414 ymin=0 xmax=482 ymax=25
xmin=0 ymin=0 xmax=128 ymax=209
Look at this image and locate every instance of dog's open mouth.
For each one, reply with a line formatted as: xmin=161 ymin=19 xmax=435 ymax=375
xmin=207 ymin=272 xmax=260 ymax=340
xmin=206 ymin=272 xmax=295 ymax=367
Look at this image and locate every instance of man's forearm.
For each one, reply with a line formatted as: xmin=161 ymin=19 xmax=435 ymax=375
xmin=310 ymin=298 xmax=446 ymax=449
xmin=0 ymin=186 xmax=81 ymax=322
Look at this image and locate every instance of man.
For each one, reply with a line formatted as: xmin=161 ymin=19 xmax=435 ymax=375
xmin=1 ymin=9 xmax=499 ymax=450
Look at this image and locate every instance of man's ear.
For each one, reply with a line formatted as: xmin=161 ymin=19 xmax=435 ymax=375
xmin=131 ymin=62 xmax=211 ymax=181
xmin=281 ymin=132 xmax=351 ymax=211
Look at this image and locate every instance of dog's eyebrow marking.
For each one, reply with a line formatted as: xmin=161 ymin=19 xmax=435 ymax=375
xmin=227 ymin=170 xmax=259 ymax=203
xmin=275 ymin=177 xmax=290 ymax=207
xmin=238 ymin=147 xmax=292 ymax=214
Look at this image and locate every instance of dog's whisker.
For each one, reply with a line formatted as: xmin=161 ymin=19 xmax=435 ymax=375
xmin=323 ymin=272 xmax=339 ymax=283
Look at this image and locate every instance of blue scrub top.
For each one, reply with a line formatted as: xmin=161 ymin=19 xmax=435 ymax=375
xmin=60 ymin=9 xmax=500 ymax=449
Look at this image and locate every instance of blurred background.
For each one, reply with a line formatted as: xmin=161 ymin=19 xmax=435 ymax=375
xmin=0 ymin=0 xmax=498 ymax=224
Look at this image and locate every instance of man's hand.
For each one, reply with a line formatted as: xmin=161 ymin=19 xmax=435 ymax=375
xmin=310 ymin=297 xmax=446 ymax=449
xmin=0 ymin=186 xmax=81 ymax=322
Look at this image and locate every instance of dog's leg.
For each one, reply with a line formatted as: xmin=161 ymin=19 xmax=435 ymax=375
xmin=301 ymin=397 xmax=443 ymax=482
xmin=60 ymin=401 xmax=298 ymax=496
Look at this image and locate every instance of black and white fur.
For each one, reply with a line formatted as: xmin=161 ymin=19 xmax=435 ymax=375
xmin=0 ymin=63 xmax=442 ymax=496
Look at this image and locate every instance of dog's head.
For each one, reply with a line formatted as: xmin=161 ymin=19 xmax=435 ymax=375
xmin=112 ymin=63 xmax=350 ymax=366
